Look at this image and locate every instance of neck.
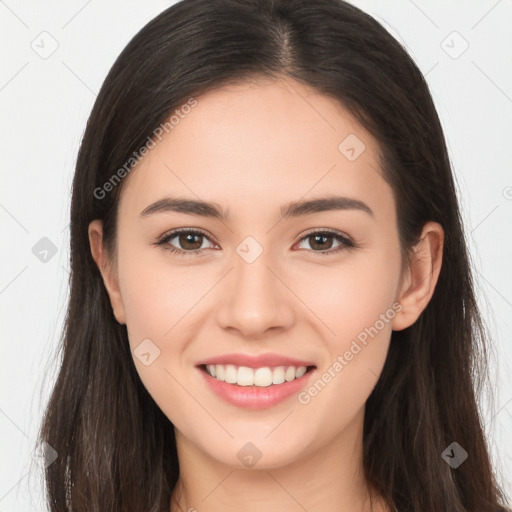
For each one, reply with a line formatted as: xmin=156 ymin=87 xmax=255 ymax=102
xmin=169 ymin=407 xmax=390 ymax=512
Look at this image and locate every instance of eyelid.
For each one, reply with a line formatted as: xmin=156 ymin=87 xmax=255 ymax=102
xmin=169 ymin=227 xmax=215 ymax=241
xmin=297 ymin=226 xmax=352 ymax=241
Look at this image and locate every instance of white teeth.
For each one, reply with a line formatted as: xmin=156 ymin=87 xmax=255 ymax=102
xmin=254 ymin=367 xmax=273 ymax=387
xmin=285 ymin=366 xmax=296 ymax=382
xmin=204 ymin=364 xmax=309 ymax=387
xmin=272 ymin=366 xmax=285 ymax=385
xmin=295 ymin=366 xmax=307 ymax=378
xmin=216 ymin=364 xmax=225 ymax=381
xmin=225 ymin=364 xmax=237 ymax=384
xmin=237 ymin=366 xmax=254 ymax=386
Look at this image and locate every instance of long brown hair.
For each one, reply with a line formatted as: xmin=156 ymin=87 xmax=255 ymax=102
xmin=37 ymin=0 xmax=510 ymax=510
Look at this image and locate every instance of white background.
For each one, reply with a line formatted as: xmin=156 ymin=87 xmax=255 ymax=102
xmin=0 ymin=0 xmax=511 ymax=509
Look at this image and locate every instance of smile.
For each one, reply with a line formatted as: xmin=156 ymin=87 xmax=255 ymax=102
xmin=197 ymin=364 xmax=317 ymax=409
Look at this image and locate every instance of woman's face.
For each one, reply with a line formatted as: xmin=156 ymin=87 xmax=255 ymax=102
xmin=92 ymin=78 xmax=412 ymax=469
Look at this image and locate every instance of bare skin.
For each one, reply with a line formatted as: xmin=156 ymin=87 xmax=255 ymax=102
xmin=89 ymin=77 xmax=443 ymax=512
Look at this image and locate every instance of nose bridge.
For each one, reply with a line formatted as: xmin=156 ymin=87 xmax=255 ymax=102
xmin=216 ymin=236 xmax=294 ymax=336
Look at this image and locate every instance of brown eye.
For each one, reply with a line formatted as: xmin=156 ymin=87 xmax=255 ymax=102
xmin=176 ymin=232 xmax=204 ymax=251
xmin=295 ymin=230 xmax=355 ymax=255
xmin=308 ymin=233 xmax=335 ymax=251
xmin=155 ymin=229 xmax=215 ymax=256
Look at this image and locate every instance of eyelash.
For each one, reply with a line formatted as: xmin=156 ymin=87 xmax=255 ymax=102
xmin=153 ymin=227 xmax=357 ymax=258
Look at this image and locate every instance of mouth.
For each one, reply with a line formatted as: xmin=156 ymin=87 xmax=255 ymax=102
xmin=198 ymin=363 xmax=316 ymax=387
xmin=196 ymin=363 xmax=317 ymax=409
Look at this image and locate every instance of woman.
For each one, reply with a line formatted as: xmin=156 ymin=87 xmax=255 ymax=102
xmin=38 ymin=0 xmax=510 ymax=510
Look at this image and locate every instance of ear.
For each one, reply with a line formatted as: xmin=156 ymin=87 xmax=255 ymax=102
xmin=392 ymin=221 xmax=444 ymax=331
xmin=88 ymin=219 xmax=126 ymax=325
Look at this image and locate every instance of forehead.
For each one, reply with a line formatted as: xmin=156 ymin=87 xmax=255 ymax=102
xmin=118 ymin=78 xmax=391 ymax=222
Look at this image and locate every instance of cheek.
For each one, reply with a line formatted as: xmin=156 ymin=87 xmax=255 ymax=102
xmin=292 ymin=251 xmax=400 ymax=434
xmin=116 ymin=235 xmax=202 ymax=342
xmin=115 ymin=248 xmax=203 ymax=424
xmin=113 ymin=237 xmax=182 ymax=386
xmin=293 ymin=248 xmax=400 ymax=345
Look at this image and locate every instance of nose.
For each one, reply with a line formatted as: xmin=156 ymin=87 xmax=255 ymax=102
xmin=216 ymin=248 xmax=295 ymax=339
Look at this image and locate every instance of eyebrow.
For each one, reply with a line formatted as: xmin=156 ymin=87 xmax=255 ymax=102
xmin=139 ymin=194 xmax=374 ymax=220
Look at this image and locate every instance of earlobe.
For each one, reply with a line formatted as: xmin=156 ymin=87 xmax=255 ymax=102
xmin=88 ymin=220 xmax=126 ymax=325
xmin=392 ymin=221 xmax=444 ymax=331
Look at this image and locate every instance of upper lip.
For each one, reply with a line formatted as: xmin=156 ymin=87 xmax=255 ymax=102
xmin=196 ymin=353 xmax=316 ymax=369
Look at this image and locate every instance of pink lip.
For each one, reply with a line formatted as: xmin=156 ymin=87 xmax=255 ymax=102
xmin=196 ymin=353 xmax=316 ymax=369
xmin=197 ymin=365 xmax=317 ymax=409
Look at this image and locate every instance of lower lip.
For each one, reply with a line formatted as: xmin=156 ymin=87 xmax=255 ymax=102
xmin=197 ymin=366 xmax=317 ymax=409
